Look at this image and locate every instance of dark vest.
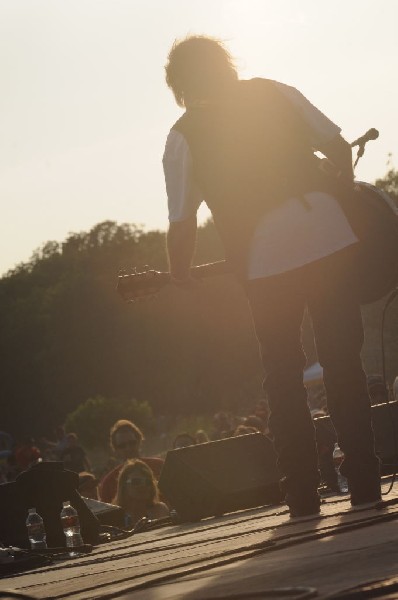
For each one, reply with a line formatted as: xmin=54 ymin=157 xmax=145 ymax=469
xmin=172 ymin=78 xmax=324 ymax=278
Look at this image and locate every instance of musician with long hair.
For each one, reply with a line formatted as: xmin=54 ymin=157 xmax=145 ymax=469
xmin=162 ymin=35 xmax=381 ymax=517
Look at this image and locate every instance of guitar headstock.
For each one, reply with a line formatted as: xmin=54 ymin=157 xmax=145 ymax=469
xmin=117 ymin=265 xmax=170 ymax=302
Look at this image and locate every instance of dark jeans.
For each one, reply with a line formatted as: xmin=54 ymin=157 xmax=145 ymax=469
xmin=247 ymin=246 xmax=380 ymax=498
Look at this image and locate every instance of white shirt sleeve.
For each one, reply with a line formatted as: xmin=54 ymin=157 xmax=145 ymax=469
xmin=275 ymin=82 xmax=341 ymax=149
xmin=163 ymin=129 xmax=203 ymax=222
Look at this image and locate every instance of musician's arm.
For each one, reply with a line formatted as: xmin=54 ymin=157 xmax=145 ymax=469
xmin=317 ymin=134 xmax=354 ymax=181
xmin=167 ymin=216 xmax=197 ymax=283
xmin=273 ymin=85 xmax=353 ymax=180
xmin=163 ymin=129 xmax=201 ymax=286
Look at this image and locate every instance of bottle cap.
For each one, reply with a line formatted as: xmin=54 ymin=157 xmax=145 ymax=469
xmin=62 ymin=500 xmax=70 ymax=508
xmin=28 ymin=507 xmax=36 ymax=513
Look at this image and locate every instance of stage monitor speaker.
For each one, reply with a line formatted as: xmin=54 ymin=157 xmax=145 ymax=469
xmin=314 ymin=400 xmax=398 ymax=475
xmin=158 ymin=432 xmax=282 ymax=522
xmin=0 ymin=462 xmax=100 ymax=549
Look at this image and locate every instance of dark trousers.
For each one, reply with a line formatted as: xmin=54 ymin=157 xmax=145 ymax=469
xmin=247 ymin=246 xmax=380 ymax=498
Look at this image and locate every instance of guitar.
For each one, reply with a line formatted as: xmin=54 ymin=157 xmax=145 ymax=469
xmin=117 ymin=178 xmax=398 ymax=305
xmin=117 ymin=260 xmax=230 ymax=302
xmin=117 ymin=132 xmax=398 ymax=305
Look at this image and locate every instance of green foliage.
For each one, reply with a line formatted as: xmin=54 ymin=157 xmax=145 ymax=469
xmin=1 ymin=168 xmax=397 ymax=440
xmin=65 ymin=396 xmax=153 ymax=448
xmin=375 ymin=168 xmax=398 ymax=203
xmin=0 ymin=218 xmax=261 ymax=439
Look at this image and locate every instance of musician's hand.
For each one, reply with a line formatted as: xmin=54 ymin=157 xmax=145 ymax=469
xmin=318 ymin=135 xmax=354 ymax=182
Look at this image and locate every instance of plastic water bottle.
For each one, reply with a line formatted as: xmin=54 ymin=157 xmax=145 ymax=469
xmin=60 ymin=501 xmax=83 ymax=556
xmin=26 ymin=508 xmax=47 ymax=550
xmin=333 ymin=443 xmax=349 ymax=493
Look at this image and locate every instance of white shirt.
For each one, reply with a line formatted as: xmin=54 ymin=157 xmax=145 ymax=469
xmin=163 ymin=81 xmax=358 ymax=279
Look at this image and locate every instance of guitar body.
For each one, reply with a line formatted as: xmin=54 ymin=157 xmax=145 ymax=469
xmin=337 ymin=182 xmax=398 ymax=304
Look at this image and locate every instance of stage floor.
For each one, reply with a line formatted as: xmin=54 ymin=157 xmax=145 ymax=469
xmin=2 ymin=479 xmax=398 ymax=599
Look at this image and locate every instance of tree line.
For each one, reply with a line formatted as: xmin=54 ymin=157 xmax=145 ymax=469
xmin=1 ymin=170 xmax=397 ymax=440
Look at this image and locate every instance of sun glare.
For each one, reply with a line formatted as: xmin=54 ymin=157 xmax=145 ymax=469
xmin=218 ymin=1 xmax=311 ymax=82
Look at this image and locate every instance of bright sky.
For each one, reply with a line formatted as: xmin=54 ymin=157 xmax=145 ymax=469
xmin=1 ymin=0 xmax=397 ymax=275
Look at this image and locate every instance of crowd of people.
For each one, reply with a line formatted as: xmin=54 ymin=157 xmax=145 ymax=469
xmin=0 ymin=426 xmax=91 ymax=486
xmin=0 ymin=400 xmax=272 ymax=526
xmin=95 ymin=401 xmax=273 ymax=526
xmin=1 ymin=376 xmax=397 ymax=526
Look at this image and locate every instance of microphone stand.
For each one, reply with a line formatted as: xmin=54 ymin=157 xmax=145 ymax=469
xmin=351 ymin=128 xmax=379 ymax=169
xmin=353 ymin=143 xmax=366 ymax=168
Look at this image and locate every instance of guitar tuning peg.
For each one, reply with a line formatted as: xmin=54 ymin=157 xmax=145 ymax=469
xmin=143 ymin=265 xmax=149 ymax=272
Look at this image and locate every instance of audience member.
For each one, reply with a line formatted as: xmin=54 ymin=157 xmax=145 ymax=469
xmin=234 ymin=425 xmax=259 ymax=436
xmin=0 ymin=430 xmax=13 ymax=482
xmin=195 ymin=429 xmax=210 ymax=444
xmin=53 ymin=425 xmax=69 ymax=457
xmin=0 ymin=430 xmax=13 ymax=453
xmin=172 ymin=433 xmax=196 ymax=449
xmin=60 ymin=433 xmax=91 ymax=473
xmin=243 ymin=415 xmax=266 ymax=433
xmin=98 ymin=420 xmax=164 ymax=504
xmin=78 ymin=471 xmax=99 ymax=500
xmin=14 ymin=437 xmax=41 ymax=472
xmin=253 ymin=399 xmax=270 ymax=431
xmin=210 ymin=411 xmax=234 ymax=440
xmin=114 ymin=459 xmax=169 ymax=527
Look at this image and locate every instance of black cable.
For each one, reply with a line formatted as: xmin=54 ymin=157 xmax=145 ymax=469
xmin=98 ymin=516 xmax=173 ymax=542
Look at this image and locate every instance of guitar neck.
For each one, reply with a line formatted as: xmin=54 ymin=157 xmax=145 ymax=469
xmin=190 ymin=260 xmax=230 ymax=279
xmin=117 ymin=259 xmax=230 ymax=302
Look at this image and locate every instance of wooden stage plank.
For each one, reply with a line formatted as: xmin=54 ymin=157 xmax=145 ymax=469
xmin=1 ymin=482 xmax=398 ymax=599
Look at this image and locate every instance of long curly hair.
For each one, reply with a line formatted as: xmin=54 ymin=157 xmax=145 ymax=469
xmin=114 ymin=459 xmax=159 ymax=508
xmin=165 ymin=35 xmax=238 ymax=107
